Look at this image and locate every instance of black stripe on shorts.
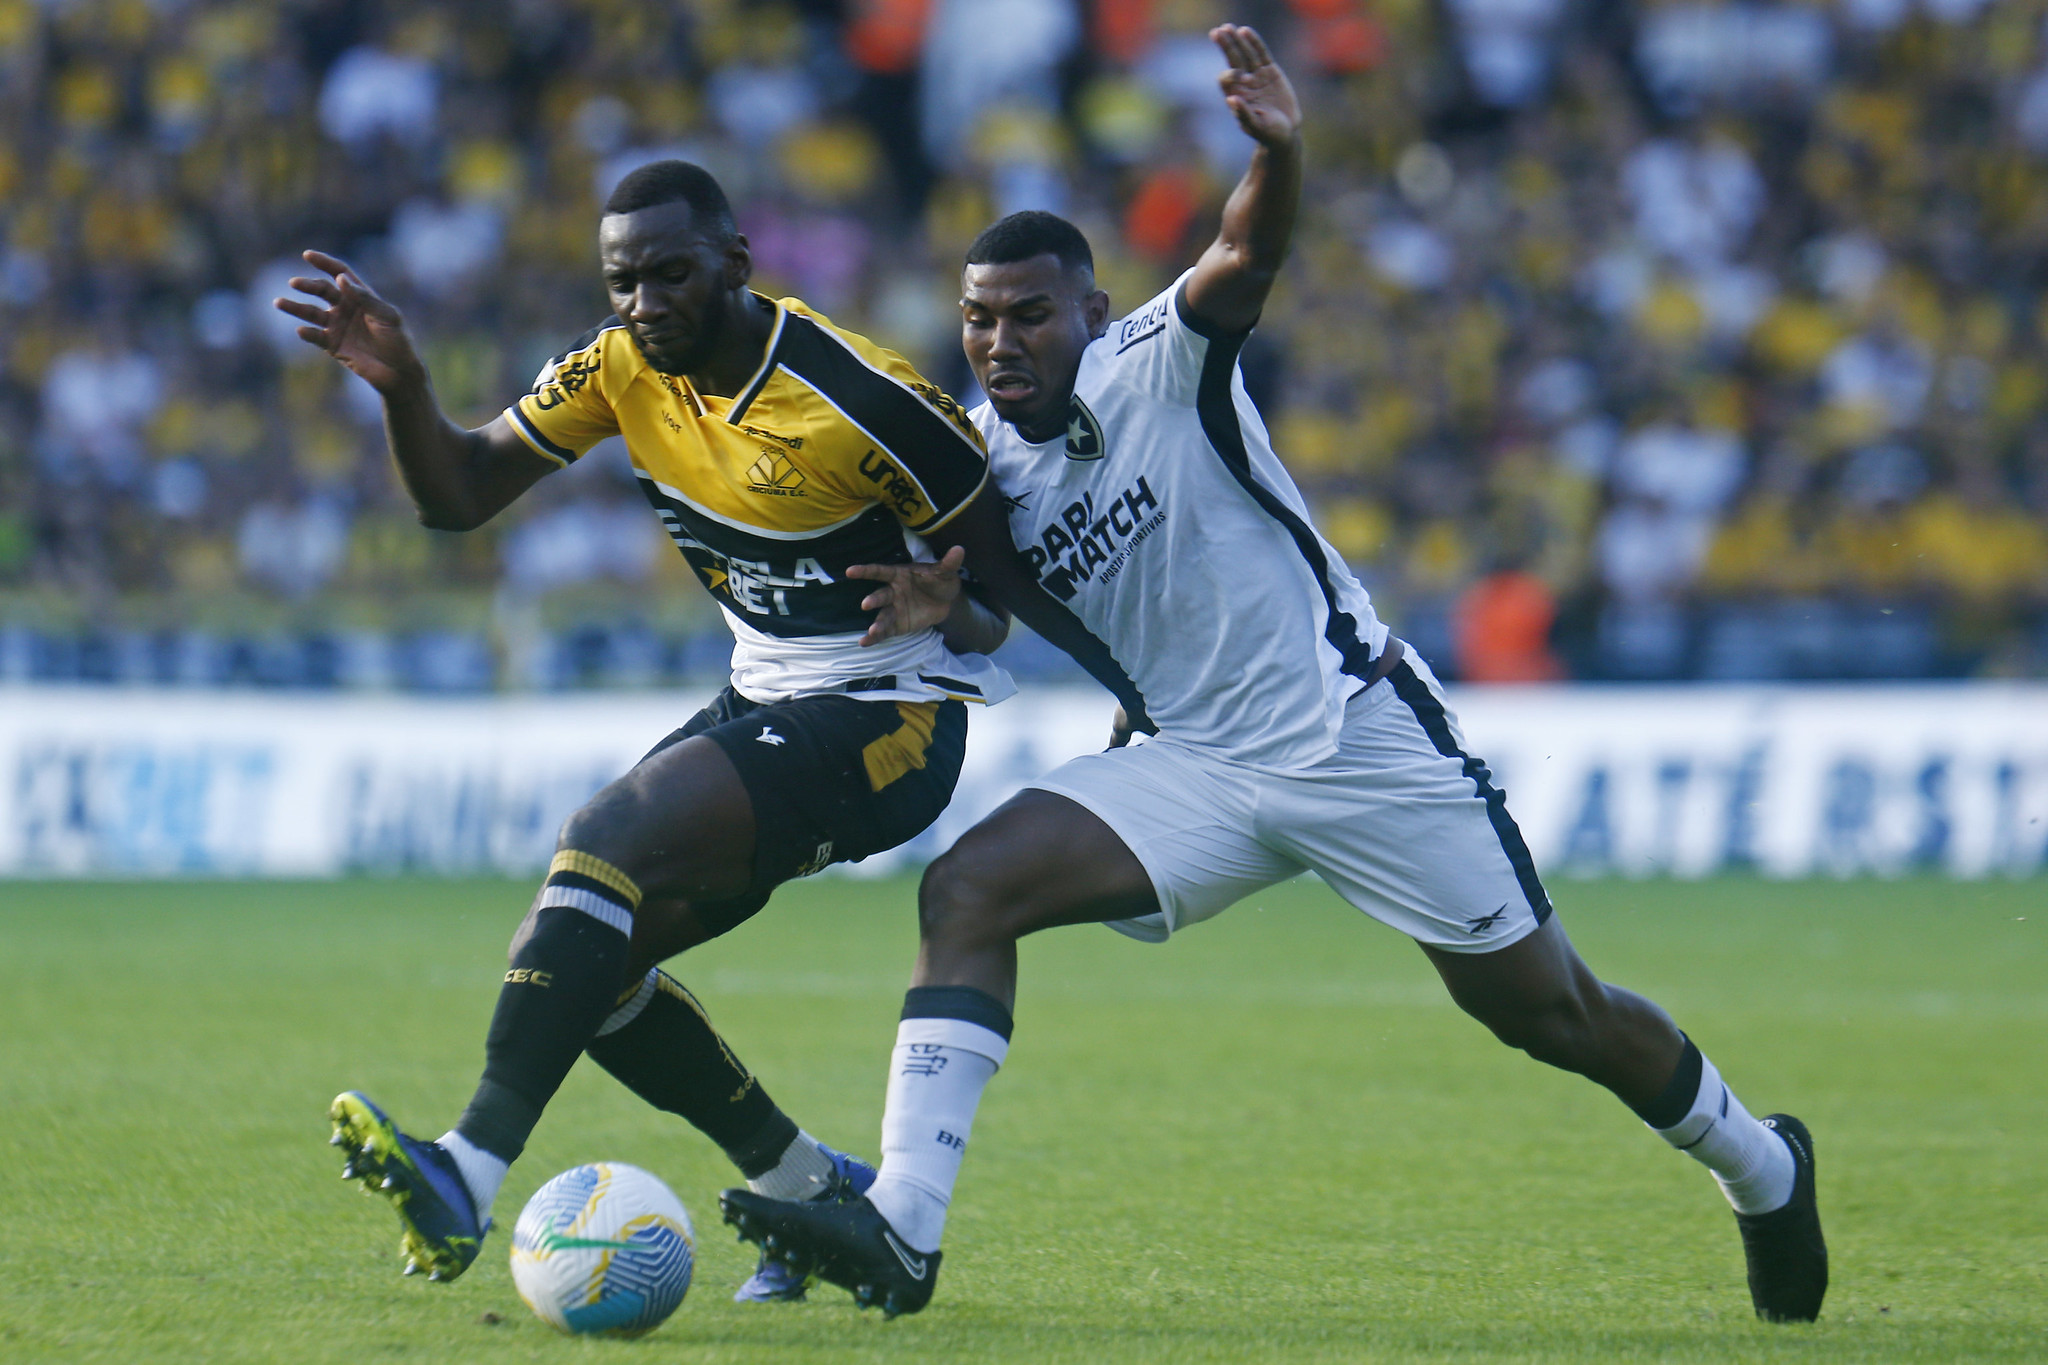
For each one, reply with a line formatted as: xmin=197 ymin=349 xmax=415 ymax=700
xmin=1387 ymin=661 xmax=1552 ymax=924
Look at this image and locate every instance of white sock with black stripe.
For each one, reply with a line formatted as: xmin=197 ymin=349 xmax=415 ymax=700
xmin=1649 ymin=1043 xmax=1795 ymax=1215
xmin=861 ymin=987 xmax=1013 ymax=1254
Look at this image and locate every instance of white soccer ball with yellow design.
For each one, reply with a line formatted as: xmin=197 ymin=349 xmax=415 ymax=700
xmin=509 ymin=1163 xmax=694 ymax=1336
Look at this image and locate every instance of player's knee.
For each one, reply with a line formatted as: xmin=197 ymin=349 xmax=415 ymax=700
xmin=556 ymin=782 xmax=654 ymax=878
xmin=917 ymin=847 xmax=1016 ymax=947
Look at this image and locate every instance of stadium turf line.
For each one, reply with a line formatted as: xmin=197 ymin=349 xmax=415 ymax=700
xmin=0 ymin=876 xmax=2041 ymax=1363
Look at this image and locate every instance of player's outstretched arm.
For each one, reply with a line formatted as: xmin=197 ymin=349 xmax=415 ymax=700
xmin=847 ymin=544 xmax=1011 ymax=655
xmin=275 ymin=250 xmax=555 ymax=531
xmin=1181 ymin=24 xmax=1303 ymax=336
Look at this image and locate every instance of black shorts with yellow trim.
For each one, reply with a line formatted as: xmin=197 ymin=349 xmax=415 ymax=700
xmin=639 ymin=685 xmax=967 ymax=939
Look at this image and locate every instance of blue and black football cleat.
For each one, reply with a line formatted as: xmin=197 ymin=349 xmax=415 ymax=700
xmin=328 ymin=1091 xmax=489 ymax=1283
xmin=1735 ymin=1114 xmax=1828 ymax=1322
xmin=732 ymin=1143 xmax=878 ymax=1303
xmin=722 ymin=1189 xmax=940 ymax=1319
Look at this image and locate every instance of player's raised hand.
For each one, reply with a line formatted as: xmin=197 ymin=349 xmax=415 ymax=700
xmin=848 ymin=544 xmax=967 ymax=647
xmin=274 ymin=250 xmax=422 ymax=393
xmin=1211 ymin=24 xmax=1299 ymax=149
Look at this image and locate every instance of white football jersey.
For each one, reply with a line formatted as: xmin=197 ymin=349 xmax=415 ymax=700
xmin=976 ymin=271 xmax=1390 ymax=769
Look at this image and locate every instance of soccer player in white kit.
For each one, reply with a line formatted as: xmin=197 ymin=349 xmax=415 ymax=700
xmin=724 ymin=23 xmax=1827 ymax=1324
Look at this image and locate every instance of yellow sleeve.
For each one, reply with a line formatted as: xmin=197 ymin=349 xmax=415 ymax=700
xmin=504 ymin=324 xmax=623 ymax=466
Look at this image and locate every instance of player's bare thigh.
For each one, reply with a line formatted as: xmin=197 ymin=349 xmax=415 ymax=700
xmin=510 ymin=734 xmax=756 ymax=968
xmin=914 ymin=789 xmax=1158 ymax=1003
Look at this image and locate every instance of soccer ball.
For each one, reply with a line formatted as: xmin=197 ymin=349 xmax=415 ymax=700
xmin=509 ymin=1163 xmax=695 ymax=1336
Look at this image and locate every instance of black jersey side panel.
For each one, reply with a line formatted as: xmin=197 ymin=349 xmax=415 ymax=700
xmin=770 ymin=316 xmax=988 ymax=531
xmin=1183 ymin=291 xmax=1377 ymax=681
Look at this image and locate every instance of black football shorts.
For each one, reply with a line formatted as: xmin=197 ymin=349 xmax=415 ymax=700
xmin=638 ymin=686 xmax=968 ymax=938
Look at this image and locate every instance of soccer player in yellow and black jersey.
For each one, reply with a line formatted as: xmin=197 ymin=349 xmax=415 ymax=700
xmin=504 ymin=233 xmax=1010 ymax=711
xmin=277 ymin=160 xmax=1143 ymax=1298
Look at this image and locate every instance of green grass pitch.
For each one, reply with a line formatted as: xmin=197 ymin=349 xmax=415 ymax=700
xmin=1 ymin=876 xmax=2041 ymax=1363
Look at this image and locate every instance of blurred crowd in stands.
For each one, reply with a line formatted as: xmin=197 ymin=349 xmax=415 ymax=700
xmin=3 ymin=0 xmax=2047 ymax=688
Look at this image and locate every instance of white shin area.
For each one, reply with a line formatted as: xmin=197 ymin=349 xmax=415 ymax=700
xmin=861 ymin=1017 xmax=1009 ymax=1254
xmin=747 ymin=1130 xmax=838 ymax=1201
xmin=438 ymin=1129 xmax=508 ymax=1220
xmin=1650 ymin=1051 xmax=1795 ymax=1215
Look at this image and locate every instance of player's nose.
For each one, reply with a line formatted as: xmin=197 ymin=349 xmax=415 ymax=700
xmin=626 ymin=283 xmax=671 ymax=320
xmin=988 ymin=319 xmax=1027 ymax=361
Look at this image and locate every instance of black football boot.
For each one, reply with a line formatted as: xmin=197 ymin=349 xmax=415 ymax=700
xmin=1735 ymin=1114 xmax=1828 ymax=1322
xmin=721 ymin=1189 xmax=941 ymax=1318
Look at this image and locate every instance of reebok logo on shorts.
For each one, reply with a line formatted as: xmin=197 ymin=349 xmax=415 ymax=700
xmin=1466 ymin=904 xmax=1509 ymax=934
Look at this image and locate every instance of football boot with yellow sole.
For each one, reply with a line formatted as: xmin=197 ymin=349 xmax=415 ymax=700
xmin=328 ymin=1091 xmax=489 ymax=1282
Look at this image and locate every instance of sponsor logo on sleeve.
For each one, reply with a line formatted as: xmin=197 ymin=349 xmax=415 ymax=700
xmin=859 ymin=449 xmax=928 ymax=519
xmin=1114 ymin=298 xmax=1172 ymax=353
xmin=795 ymin=840 xmax=835 ymax=875
xmin=531 ymin=351 xmax=601 ymax=410
xmin=909 ymin=380 xmax=980 ymax=443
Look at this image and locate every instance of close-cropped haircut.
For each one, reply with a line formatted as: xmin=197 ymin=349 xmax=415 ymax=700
xmin=602 ymin=160 xmax=737 ymax=240
xmin=965 ymin=210 xmax=1095 ymax=278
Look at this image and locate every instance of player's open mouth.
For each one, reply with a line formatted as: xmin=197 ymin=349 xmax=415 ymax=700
xmin=986 ymin=373 xmax=1036 ymax=401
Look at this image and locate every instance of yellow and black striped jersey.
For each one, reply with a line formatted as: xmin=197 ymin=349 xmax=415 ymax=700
xmin=504 ymin=295 xmax=1012 ymax=706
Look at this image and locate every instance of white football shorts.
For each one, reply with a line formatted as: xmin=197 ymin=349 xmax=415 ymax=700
xmin=1027 ymin=652 xmax=1553 ymax=953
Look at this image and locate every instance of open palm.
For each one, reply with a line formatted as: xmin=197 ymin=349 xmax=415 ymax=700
xmin=1212 ymin=24 xmax=1301 ymax=149
xmin=847 ymin=545 xmax=967 ymax=646
xmin=273 ymin=250 xmax=421 ymax=392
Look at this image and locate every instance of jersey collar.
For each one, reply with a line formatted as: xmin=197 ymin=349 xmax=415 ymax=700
xmin=723 ymin=293 xmax=786 ymax=425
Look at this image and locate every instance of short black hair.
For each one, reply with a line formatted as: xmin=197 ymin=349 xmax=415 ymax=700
xmin=602 ymin=160 xmax=737 ymax=240
xmin=965 ymin=210 xmax=1094 ymax=278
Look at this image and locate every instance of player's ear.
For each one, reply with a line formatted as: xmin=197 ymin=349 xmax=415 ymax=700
xmin=1084 ymin=288 xmax=1111 ymax=338
xmin=723 ymin=234 xmax=752 ymax=290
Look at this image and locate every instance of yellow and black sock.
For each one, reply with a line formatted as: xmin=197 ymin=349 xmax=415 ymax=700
xmin=455 ymin=852 xmax=639 ymax=1163
xmin=585 ymin=968 xmax=799 ymax=1177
